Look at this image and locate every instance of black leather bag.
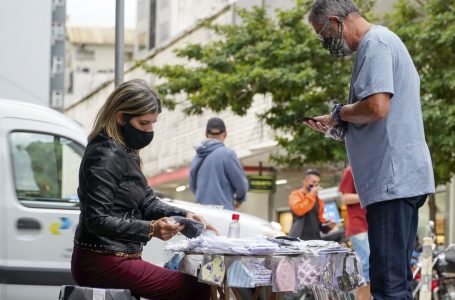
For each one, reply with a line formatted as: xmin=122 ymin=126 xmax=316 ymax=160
xmin=336 ymin=253 xmax=363 ymax=292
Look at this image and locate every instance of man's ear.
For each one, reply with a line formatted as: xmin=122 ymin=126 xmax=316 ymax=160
xmin=115 ymin=111 xmax=125 ymax=125
xmin=329 ymin=16 xmax=342 ymax=30
xmin=330 ymin=16 xmax=342 ymax=23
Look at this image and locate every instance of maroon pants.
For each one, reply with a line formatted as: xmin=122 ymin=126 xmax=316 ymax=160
xmin=71 ymin=246 xmax=210 ymax=300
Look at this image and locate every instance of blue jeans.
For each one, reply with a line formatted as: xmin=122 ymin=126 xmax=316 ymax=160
xmin=350 ymin=232 xmax=370 ymax=282
xmin=366 ymin=194 xmax=427 ymax=299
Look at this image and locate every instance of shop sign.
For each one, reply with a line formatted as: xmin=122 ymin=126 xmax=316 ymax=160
xmin=247 ymin=175 xmax=275 ymax=193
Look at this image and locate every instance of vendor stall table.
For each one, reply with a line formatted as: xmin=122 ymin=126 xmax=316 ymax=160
xmin=178 ymin=251 xmax=362 ymax=300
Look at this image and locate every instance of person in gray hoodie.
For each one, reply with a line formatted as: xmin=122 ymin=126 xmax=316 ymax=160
xmin=189 ymin=117 xmax=249 ymax=210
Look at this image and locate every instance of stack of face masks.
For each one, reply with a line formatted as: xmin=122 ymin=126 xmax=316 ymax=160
xmin=165 ymin=234 xmax=280 ymax=255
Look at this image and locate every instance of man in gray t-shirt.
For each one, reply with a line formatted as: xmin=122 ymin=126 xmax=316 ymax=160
xmin=305 ymin=0 xmax=435 ymax=298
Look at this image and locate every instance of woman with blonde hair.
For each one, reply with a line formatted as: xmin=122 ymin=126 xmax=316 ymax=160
xmin=71 ymin=79 xmax=213 ymax=299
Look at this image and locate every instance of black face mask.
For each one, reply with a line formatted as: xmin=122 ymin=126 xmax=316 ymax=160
xmin=321 ymin=19 xmax=352 ymax=58
xmin=120 ymin=121 xmax=154 ymax=150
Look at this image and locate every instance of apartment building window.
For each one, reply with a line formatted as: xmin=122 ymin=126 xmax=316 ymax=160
xmin=149 ymin=0 xmax=157 ymax=49
xmin=138 ymin=32 xmax=147 ymax=52
xmin=76 ymin=45 xmax=95 ymax=61
xmin=53 ymin=0 xmax=65 ymax=7
xmin=51 ymin=90 xmax=63 ymax=108
xmin=138 ymin=0 xmax=148 ymax=20
xmin=158 ymin=0 xmax=170 ymax=9
xmin=158 ymin=21 xmax=170 ymax=44
xmin=52 ymin=23 xmax=65 ymax=41
xmin=52 ymin=56 xmax=64 ymax=74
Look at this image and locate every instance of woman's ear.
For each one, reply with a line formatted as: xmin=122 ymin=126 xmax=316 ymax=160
xmin=115 ymin=111 xmax=124 ymax=125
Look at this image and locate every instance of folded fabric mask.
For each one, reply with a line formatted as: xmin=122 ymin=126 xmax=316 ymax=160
xmin=170 ymin=216 xmax=205 ymax=238
xmin=275 ymin=258 xmax=297 ymax=292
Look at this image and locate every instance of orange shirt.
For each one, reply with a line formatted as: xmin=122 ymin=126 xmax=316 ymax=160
xmin=288 ymin=189 xmax=327 ymax=223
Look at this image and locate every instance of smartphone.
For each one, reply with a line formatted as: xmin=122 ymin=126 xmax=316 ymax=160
xmin=321 ymin=219 xmax=344 ymax=226
xmin=295 ymin=116 xmax=317 ymax=124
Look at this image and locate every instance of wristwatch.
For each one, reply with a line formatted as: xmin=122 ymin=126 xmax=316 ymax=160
xmin=331 ymin=103 xmax=344 ymax=125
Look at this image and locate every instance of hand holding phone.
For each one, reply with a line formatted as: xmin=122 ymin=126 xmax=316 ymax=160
xmin=295 ymin=116 xmax=317 ymax=124
xmin=307 ymin=183 xmax=320 ymax=195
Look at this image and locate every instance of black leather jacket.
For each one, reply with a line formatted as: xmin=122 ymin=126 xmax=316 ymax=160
xmin=74 ymin=132 xmax=188 ymax=254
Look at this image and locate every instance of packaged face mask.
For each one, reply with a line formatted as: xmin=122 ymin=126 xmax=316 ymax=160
xmin=178 ymin=254 xmax=202 ymax=277
xmin=273 ymin=257 xmax=297 ymax=292
xmin=296 ymin=255 xmax=323 ymax=286
xmin=170 ymin=216 xmax=205 ymax=238
xmin=164 ymin=252 xmax=183 ymax=270
xmin=227 ymin=260 xmax=255 ymax=288
xmin=200 ymin=255 xmax=225 ymax=286
xmin=336 ymin=253 xmax=364 ymax=292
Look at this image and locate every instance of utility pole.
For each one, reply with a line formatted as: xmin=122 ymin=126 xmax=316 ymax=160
xmin=115 ymin=0 xmax=125 ymax=87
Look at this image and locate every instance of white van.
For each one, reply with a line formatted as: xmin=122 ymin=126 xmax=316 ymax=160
xmin=0 ymin=99 xmax=283 ymax=300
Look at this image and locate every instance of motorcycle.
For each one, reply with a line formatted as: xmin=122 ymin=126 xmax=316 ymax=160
xmin=412 ymin=221 xmax=455 ymax=299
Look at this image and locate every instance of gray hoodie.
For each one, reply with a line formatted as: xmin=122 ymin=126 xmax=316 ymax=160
xmin=189 ymin=139 xmax=248 ymax=210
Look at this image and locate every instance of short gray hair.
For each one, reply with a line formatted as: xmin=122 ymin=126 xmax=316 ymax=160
xmin=308 ymin=0 xmax=360 ymax=26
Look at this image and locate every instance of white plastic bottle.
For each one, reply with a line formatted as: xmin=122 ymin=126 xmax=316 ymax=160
xmin=228 ymin=213 xmax=240 ymax=238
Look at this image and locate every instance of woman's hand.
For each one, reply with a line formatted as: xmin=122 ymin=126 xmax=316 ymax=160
xmin=186 ymin=212 xmax=220 ymax=235
xmin=152 ymin=217 xmax=184 ymax=241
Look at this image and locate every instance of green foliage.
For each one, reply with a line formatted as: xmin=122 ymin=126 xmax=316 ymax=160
xmin=141 ymin=0 xmax=353 ymax=167
xmin=141 ymin=0 xmax=455 ymax=184
xmin=385 ymin=0 xmax=455 ymax=184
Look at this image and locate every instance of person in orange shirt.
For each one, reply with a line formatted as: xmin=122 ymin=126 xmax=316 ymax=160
xmin=288 ymin=169 xmax=335 ymax=240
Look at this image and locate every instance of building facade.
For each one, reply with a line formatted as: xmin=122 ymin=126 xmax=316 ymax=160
xmin=64 ymin=27 xmax=135 ymax=108
xmin=0 ymin=0 xmax=66 ymax=110
xmin=135 ymin=0 xmax=230 ymax=57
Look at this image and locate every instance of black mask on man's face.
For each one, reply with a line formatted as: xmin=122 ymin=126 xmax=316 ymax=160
xmin=120 ymin=121 xmax=154 ymax=150
xmin=321 ymin=19 xmax=352 ymax=58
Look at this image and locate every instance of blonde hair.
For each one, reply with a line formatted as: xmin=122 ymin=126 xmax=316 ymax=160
xmin=88 ymin=79 xmax=162 ymax=144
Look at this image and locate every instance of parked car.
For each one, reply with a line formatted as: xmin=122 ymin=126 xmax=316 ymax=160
xmin=0 ymin=99 xmax=283 ymax=300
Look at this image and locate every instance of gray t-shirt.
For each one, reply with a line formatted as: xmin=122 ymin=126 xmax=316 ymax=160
xmin=346 ymin=25 xmax=435 ymax=207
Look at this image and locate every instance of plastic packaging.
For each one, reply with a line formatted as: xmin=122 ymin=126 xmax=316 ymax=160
xmin=228 ymin=213 xmax=240 ymax=238
xmin=272 ymin=257 xmax=297 ymax=293
xmin=199 ymin=255 xmax=225 ymax=286
xmin=226 ymin=256 xmax=271 ymax=288
xmin=325 ymin=125 xmax=347 ymax=141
